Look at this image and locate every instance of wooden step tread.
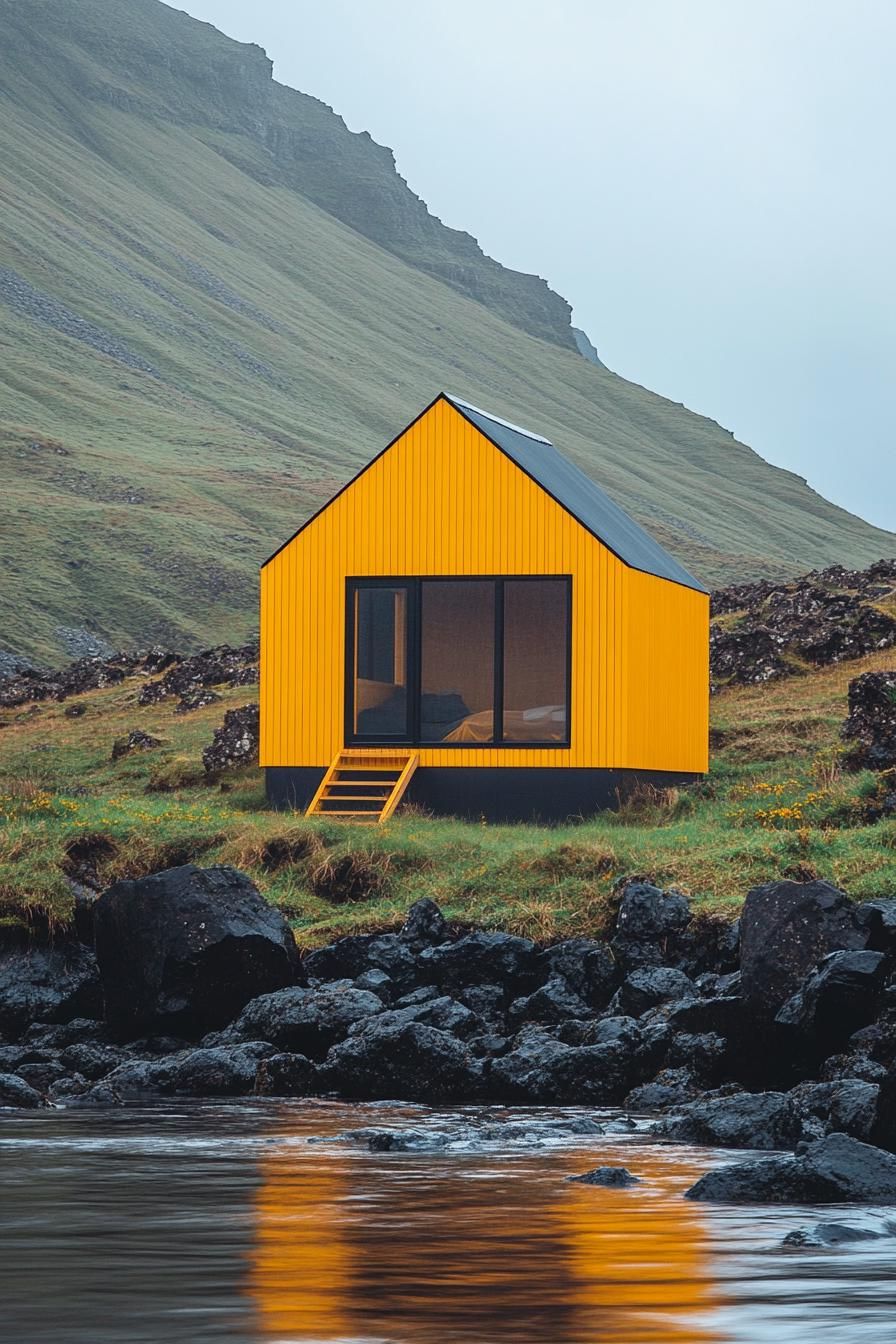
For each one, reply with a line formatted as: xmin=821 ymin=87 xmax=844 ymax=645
xmin=334 ymin=768 xmax=405 ymax=779
xmin=306 ymin=748 xmax=418 ymax=824
xmin=318 ymin=809 xmax=381 ymax=816
xmin=319 ymin=793 xmax=391 ymax=802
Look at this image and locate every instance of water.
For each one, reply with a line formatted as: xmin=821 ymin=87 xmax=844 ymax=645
xmin=1 ymin=1101 xmax=895 ymax=1344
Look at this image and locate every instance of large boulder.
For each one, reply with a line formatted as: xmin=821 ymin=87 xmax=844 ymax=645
xmin=740 ymin=880 xmax=868 ymax=1022
xmin=233 ymin=982 xmax=382 ymax=1059
xmin=93 ymin=865 xmax=300 ymax=1038
xmin=857 ymin=899 xmax=896 ymax=953
xmin=657 ymin=1091 xmax=804 ymax=1150
xmin=686 ymin=1132 xmax=896 ymax=1204
xmin=93 ymin=1056 xmax=182 ymax=1100
xmin=775 ymin=950 xmax=888 ymax=1052
xmin=0 ymin=945 xmax=101 ymax=1037
xmin=841 ymin=670 xmax=896 ymax=770
xmin=626 ymin=1067 xmax=701 ymax=1111
xmin=321 ymin=1019 xmax=480 ymax=1102
xmin=611 ymin=883 xmax=691 ymax=971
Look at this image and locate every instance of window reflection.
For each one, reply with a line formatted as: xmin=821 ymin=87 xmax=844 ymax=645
xmin=503 ymin=579 xmax=569 ymax=742
xmin=249 ymin=1136 xmax=722 ymax=1343
xmin=420 ymin=581 xmax=495 ymax=742
xmin=353 ymin=586 xmax=408 ymax=737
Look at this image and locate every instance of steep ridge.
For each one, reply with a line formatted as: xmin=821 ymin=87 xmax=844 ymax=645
xmin=1 ymin=0 xmax=894 ymax=664
xmin=2 ymin=0 xmax=575 ymax=349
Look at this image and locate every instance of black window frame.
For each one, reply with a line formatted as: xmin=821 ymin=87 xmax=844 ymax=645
xmin=345 ymin=575 xmax=572 ymax=749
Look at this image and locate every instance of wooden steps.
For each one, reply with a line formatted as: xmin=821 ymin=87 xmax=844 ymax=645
xmin=305 ymin=749 xmax=418 ymax=825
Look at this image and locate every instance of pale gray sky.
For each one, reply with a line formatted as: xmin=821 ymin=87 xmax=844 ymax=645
xmin=177 ymin=0 xmax=896 ymax=531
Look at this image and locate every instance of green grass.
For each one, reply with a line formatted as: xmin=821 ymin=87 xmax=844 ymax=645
xmin=3 ymin=648 xmax=896 ymax=946
xmin=2 ymin=0 xmax=894 ymax=664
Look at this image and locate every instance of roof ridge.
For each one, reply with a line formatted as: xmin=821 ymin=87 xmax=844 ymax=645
xmin=444 ymin=392 xmax=552 ymax=446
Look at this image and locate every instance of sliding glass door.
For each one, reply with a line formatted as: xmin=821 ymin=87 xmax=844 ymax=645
xmin=346 ymin=577 xmax=570 ymax=747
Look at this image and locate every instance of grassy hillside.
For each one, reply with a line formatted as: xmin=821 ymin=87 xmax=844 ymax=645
xmin=1 ymin=0 xmax=894 ymax=665
xmin=2 ymin=649 xmax=895 ymax=945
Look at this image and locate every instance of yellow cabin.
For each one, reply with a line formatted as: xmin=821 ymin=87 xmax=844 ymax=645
xmin=260 ymin=393 xmax=709 ymax=822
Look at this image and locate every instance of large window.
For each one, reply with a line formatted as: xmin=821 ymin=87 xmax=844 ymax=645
xmin=348 ymin=577 xmax=570 ymax=746
xmin=352 ymin=586 xmax=408 ymax=739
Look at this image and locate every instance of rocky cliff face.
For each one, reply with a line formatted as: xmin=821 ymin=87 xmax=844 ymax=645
xmin=2 ymin=0 xmax=576 ymax=350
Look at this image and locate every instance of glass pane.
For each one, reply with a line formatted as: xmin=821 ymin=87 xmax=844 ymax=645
xmin=420 ymin=581 xmax=495 ymax=742
xmin=503 ymin=580 xmax=568 ymax=742
xmin=353 ymin=587 xmax=408 ymax=737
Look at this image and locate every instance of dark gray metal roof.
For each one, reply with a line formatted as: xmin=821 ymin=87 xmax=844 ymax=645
xmin=446 ymin=393 xmax=707 ymax=593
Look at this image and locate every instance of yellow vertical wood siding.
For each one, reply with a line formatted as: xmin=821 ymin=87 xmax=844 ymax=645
xmin=260 ymin=399 xmax=708 ymax=772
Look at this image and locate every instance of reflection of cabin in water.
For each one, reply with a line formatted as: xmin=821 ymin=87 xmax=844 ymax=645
xmin=260 ymin=393 xmax=709 ymax=822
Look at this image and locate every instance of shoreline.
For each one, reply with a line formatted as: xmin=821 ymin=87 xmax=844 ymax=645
xmin=4 ymin=867 xmax=896 ymax=1204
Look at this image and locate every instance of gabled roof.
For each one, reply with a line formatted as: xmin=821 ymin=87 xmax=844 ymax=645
xmin=444 ymin=395 xmax=706 ymax=593
xmin=262 ymin=392 xmax=707 ymax=593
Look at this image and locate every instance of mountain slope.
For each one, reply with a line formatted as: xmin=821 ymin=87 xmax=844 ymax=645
xmin=1 ymin=0 xmax=893 ymax=664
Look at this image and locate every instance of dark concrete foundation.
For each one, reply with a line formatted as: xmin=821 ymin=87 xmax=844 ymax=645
xmin=266 ymin=766 xmax=701 ymax=823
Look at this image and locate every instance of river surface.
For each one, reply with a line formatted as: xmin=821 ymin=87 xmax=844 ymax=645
xmin=2 ymin=1100 xmax=895 ymax=1344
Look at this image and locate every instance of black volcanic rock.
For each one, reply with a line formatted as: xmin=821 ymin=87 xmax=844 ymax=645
xmin=202 ymin=703 xmax=259 ymax=772
xmin=740 ymin=880 xmax=868 ymax=1022
xmin=399 ymin=898 xmax=447 ymax=949
xmin=658 ymin=1091 xmax=803 ymax=1150
xmin=233 ymin=982 xmax=382 ymax=1059
xmin=138 ymin=643 xmax=258 ymax=706
xmin=110 ymin=728 xmax=161 ymax=760
xmin=710 ymin=626 xmax=787 ymax=690
xmin=171 ymin=1041 xmax=274 ymax=1095
xmin=321 ymin=1019 xmax=480 ymax=1102
xmin=842 ymin=670 xmax=896 ymax=771
xmin=613 ymin=967 xmax=697 ymax=1018
xmin=418 ymin=932 xmax=537 ymax=998
xmin=710 ymin=564 xmax=896 ymax=692
xmin=254 ymin=1051 xmax=317 ymax=1097
xmin=93 ymin=864 xmax=300 ymax=1037
xmin=0 ymin=945 xmax=101 ymax=1037
xmin=686 ymin=1133 xmax=896 ymax=1204
xmin=611 ymin=883 xmax=691 ymax=972
xmin=537 ymin=938 xmax=618 ymax=1008
xmin=775 ymin=950 xmax=888 ymax=1051
xmin=0 ymin=1071 xmax=48 ymax=1108
xmin=567 ymin=1166 xmax=640 ymax=1187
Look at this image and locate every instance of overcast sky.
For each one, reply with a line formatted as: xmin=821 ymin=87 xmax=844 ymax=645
xmin=177 ymin=0 xmax=895 ymax=531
